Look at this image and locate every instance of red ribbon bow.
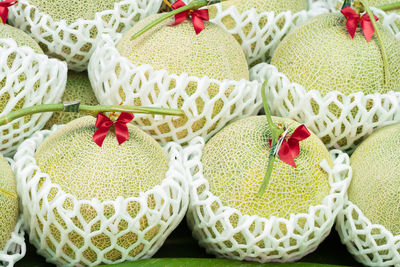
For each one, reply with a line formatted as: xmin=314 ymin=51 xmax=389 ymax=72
xmin=0 ymin=0 xmax=17 ymax=24
xmin=269 ymin=124 xmax=311 ymax=168
xmin=341 ymin=7 xmax=378 ymax=42
xmin=171 ymin=0 xmax=209 ymax=34
xmin=93 ymin=113 xmax=134 ymax=147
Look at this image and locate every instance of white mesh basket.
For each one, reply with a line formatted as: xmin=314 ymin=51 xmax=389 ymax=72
xmin=88 ymin=34 xmax=262 ymax=145
xmin=0 ymin=216 xmax=27 ymax=267
xmin=208 ymin=0 xmax=332 ymax=66
xmin=250 ymin=59 xmax=400 ymax=152
xmin=336 ymin=198 xmax=400 ymax=266
xmin=184 ymin=137 xmax=351 ymax=263
xmin=12 ymin=125 xmax=189 ymax=266
xmin=0 ymin=39 xmax=67 ymax=156
xmin=8 ymin=0 xmax=161 ymax=71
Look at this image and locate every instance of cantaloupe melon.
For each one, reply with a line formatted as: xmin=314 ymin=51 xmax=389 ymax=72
xmin=34 ymin=116 xmax=169 ymax=263
xmin=116 ymin=14 xmax=249 ymax=141
xmin=208 ymin=0 xmax=308 ymax=65
xmin=0 ymin=24 xmax=44 ymax=149
xmin=348 ymin=123 xmax=400 ymax=235
xmin=0 ymin=155 xmax=18 ymax=250
xmin=0 ymin=24 xmax=43 ymax=109
xmin=211 ymin=0 xmax=308 ymax=15
xmin=28 ymin=0 xmax=121 ymax=24
xmin=201 ymin=116 xmax=331 ymax=220
xmin=271 ymin=13 xmax=400 ymax=96
xmin=44 ymin=71 xmax=99 ymax=129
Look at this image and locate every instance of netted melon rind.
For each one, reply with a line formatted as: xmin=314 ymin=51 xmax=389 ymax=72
xmin=336 ymin=199 xmax=400 ymax=266
xmin=169 ymin=0 xmax=331 ymax=66
xmin=184 ymin=137 xmax=351 ymax=263
xmin=0 ymin=38 xmax=67 ymax=156
xmin=8 ymin=0 xmax=161 ymax=71
xmin=88 ymin=34 xmax=262 ymax=145
xmin=13 ymin=125 xmax=189 ymax=266
xmin=0 ymin=216 xmax=27 ymax=267
xmin=250 ymin=41 xmax=400 ymax=151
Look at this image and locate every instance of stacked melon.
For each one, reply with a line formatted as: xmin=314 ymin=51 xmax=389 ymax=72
xmin=271 ymin=13 xmax=400 ymax=96
xmin=0 ymin=156 xmax=18 ymax=252
xmin=336 ymin=124 xmax=400 ymax=265
xmin=0 ymin=23 xmax=66 ymax=156
xmin=89 ymin=13 xmax=260 ymax=144
xmin=208 ymin=0 xmax=309 ymax=65
xmin=201 ymin=116 xmax=331 ymax=219
xmin=8 ymin=0 xmax=161 ymax=70
xmin=255 ymin=11 xmax=400 ymax=150
xmin=185 ymin=114 xmax=351 ymax=262
xmin=15 ymin=116 xmax=187 ymax=265
xmin=348 ymin=124 xmax=400 ymax=235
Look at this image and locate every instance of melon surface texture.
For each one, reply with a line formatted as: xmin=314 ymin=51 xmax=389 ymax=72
xmin=33 ymin=116 xmax=169 ymax=262
xmin=116 ymin=14 xmax=249 ymax=140
xmin=0 ymin=24 xmax=43 ymax=113
xmin=213 ymin=0 xmax=308 ymax=14
xmin=271 ymin=13 xmax=400 ymax=96
xmin=28 ymin=0 xmax=121 ymax=24
xmin=201 ymin=116 xmax=331 ymax=219
xmin=0 ymin=156 xmax=18 ymax=250
xmin=348 ymin=124 xmax=400 ymax=235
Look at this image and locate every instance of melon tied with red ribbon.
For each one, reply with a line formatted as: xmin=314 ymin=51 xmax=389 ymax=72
xmin=13 ymin=117 xmax=188 ymax=266
xmin=251 ymin=4 xmax=400 ymax=151
xmin=184 ymin=116 xmax=351 ymax=262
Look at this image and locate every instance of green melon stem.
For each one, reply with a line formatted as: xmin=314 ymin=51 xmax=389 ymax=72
xmin=375 ymin=2 xmax=400 ymax=11
xmin=356 ymin=0 xmax=390 ymax=86
xmin=258 ymin=81 xmax=284 ymax=197
xmin=130 ymin=0 xmax=223 ymax=40
xmin=0 ymin=103 xmax=184 ymax=126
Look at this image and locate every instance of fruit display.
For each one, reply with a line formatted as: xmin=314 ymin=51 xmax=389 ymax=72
xmin=185 ymin=111 xmax=351 ymax=262
xmin=251 ymin=8 xmax=400 ymax=151
xmin=7 ymin=0 xmax=162 ymax=71
xmin=89 ymin=14 xmax=262 ymax=145
xmin=13 ymin=116 xmax=188 ymax=266
xmin=0 ymin=23 xmax=67 ymax=156
xmin=0 ymin=0 xmax=399 ymax=266
xmin=337 ymin=123 xmax=400 ymax=266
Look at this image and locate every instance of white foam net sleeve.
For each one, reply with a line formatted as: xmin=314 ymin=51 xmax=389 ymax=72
xmin=209 ymin=0 xmax=332 ymax=66
xmin=336 ymin=198 xmax=400 ymax=266
xmin=12 ymin=125 xmax=189 ymax=267
xmin=183 ymin=137 xmax=351 ymax=263
xmin=88 ymin=34 xmax=262 ymax=145
xmin=8 ymin=0 xmax=162 ymax=71
xmin=0 ymin=216 xmax=27 ymax=267
xmin=0 ymin=39 xmax=67 ymax=157
xmin=250 ymin=62 xmax=400 ymax=152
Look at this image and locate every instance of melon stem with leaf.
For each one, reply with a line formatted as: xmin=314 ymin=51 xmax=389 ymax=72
xmin=130 ymin=0 xmax=223 ymax=40
xmin=0 ymin=103 xmax=184 ymax=126
xmin=258 ymin=81 xmax=284 ymax=197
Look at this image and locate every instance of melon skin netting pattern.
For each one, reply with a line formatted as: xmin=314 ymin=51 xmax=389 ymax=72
xmin=0 ymin=39 xmax=67 ymax=156
xmin=8 ymin=0 xmax=162 ymax=71
xmin=13 ymin=125 xmax=189 ymax=266
xmin=183 ymin=137 xmax=351 ymax=263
